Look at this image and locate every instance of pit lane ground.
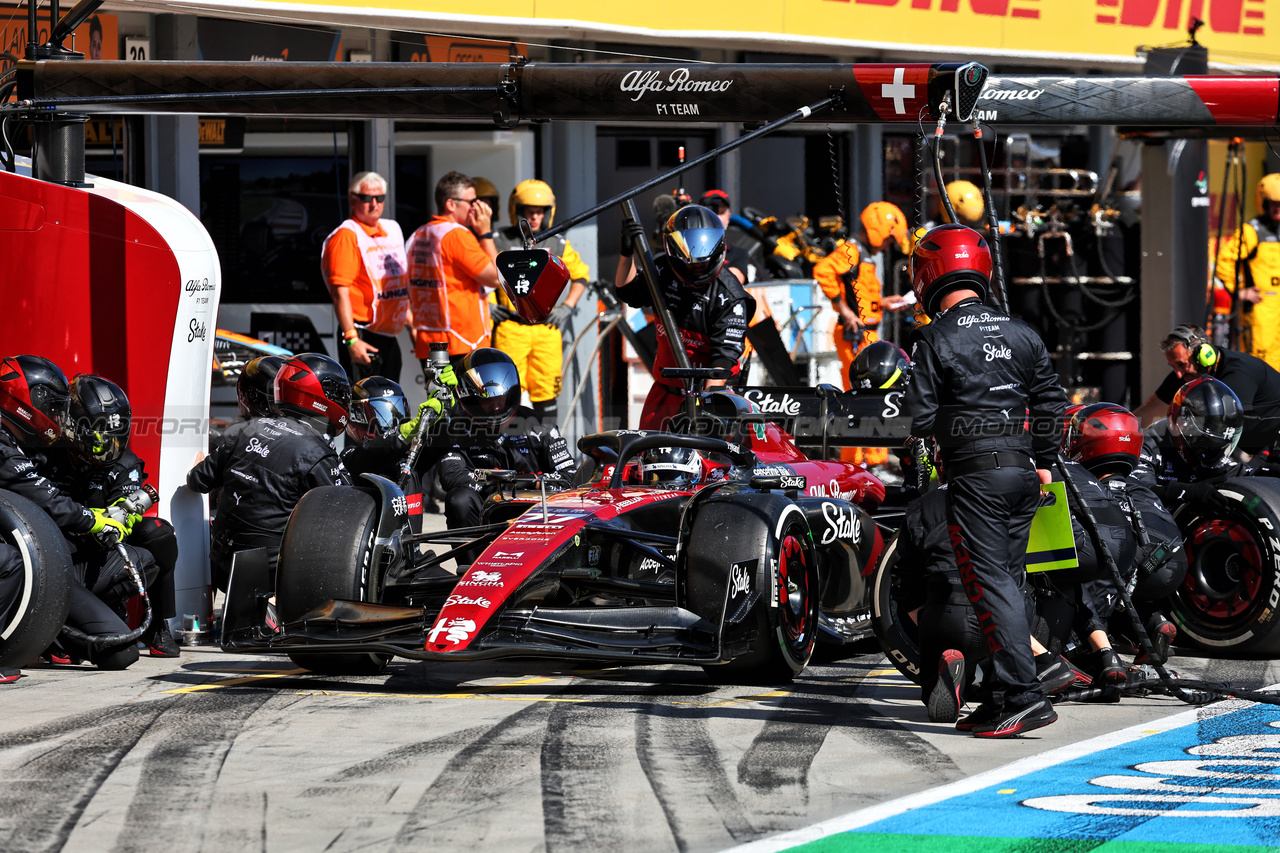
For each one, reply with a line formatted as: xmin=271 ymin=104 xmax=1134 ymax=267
xmin=4 ymin=638 xmax=1275 ymax=851
xmin=2 ymin=515 xmax=1278 ymax=852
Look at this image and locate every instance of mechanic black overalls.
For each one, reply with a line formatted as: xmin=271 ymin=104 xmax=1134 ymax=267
xmin=1099 ymin=470 xmax=1187 ymax=633
xmin=897 ymin=463 xmax=1135 ymax=705
xmin=615 ymin=258 xmax=755 ymax=431
xmin=0 ymin=427 xmax=159 ymax=667
xmin=435 ymin=405 xmax=576 ymax=535
xmin=187 ymin=415 xmax=352 ymax=591
xmin=34 ymin=446 xmax=178 ymax=635
xmin=905 ymin=297 xmax=1068 ymax=710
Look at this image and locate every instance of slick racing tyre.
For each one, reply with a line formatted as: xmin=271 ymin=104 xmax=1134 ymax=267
xmin=0 ymin=489 xmax=73 ymax=668
xmin=690 ymin=493 xmax=820 ymax=684
xmin=870 ymin=531 xmax=923 ymax=684
xmin=1170 ymin=477 xmax=1280 ymax=655
xmin=277 ymin=486 xmax=391 ymax=675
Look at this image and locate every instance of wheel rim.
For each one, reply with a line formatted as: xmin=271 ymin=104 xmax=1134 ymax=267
xmin=777 ymin=531 xmax=816 ymax=657
xmin=1175 ymin=517 xmax=1265 ymax=634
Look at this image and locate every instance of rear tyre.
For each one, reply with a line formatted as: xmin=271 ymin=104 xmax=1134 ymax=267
xmin=277 ymin=486 xmax=391 ymax=675
xmin=1169 ymin=477 xmax=1280 ymax=656
xmin=0 ymin=490 xmax=74 ymax=668
xmin=695 ymin=499 xmax=820 ymax=684
xmin=870 ymin=532 xmax=923 ymax=684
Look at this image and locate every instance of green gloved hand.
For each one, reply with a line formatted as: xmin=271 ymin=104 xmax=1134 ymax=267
xmin=437 ymin=365 xmax=458 ymax=389
xmin=399 ymin=398 xmax=444 ymax=441
xmin=89 ymin=508 xmax=129 ymax=548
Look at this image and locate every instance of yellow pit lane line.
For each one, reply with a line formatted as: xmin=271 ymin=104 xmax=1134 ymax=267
xmin=165 ymin=669 xmax=580 ymax=700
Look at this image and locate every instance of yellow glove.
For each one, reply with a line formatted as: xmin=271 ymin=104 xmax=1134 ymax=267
xmin=89 ymin=508 xmax=129 ymax=547
xmin=399 ymin=398 xmax=444 ymax=441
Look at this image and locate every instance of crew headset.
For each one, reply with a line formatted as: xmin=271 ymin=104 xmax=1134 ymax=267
xmin=1170 ymin=324 xmax=1219 ymax=370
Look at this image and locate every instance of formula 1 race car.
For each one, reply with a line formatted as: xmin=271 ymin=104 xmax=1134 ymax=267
xmin=220 ymin=427 xmax=885 ymax=683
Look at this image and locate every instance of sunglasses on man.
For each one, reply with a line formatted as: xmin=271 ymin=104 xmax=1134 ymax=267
xmin=352 ymin=192 xmax=386 ymax=204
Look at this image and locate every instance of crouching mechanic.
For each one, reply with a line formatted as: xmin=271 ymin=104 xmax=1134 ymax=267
xmin=187 ymin=353 xmax=353 ymax=592
xmin=435 ymin=349 xmax=575 ymax=542
xmin=0 ymin=356 xmax=158 ymax=670
xmin=1066 ymin=403 xmax=1186 ymax=666
xmin=34 ymin=374 xmax=180 ymax=657
xmin=341 ymin=371 xmax=456 ymax=533
xmin=1132 ymin=376 xmax=1245 ymax=511
xmin=613 ymin=206 xmax=754 ymax=430
xmin=904 ymin=224 xmax=1068 ymax=738
xmin=492 ymin=179 xmax=590 ymax=424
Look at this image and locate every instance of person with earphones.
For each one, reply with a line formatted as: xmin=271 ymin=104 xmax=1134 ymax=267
xmin=1134 ymin=324 xmax=1280 ymax=455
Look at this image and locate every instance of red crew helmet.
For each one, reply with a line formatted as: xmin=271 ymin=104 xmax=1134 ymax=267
xmin=910 ymin=224 xmax=992 ymax=317
xmin=274 ymin=353 xmax=351 ymax=435
xmin=0 ymin=355 xmax=70 ymax=447
xmin=1067 ymin=403 xmax=1143 ymax=476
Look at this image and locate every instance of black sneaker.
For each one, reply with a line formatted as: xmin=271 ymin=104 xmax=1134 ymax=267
xmin=928 ymin=650 xmax=965 ymax=723
xmin=1035 ymin=655 xmax=1078 ymax=695
xmin=971 ymin=698 xmax=1058 ymax=738
xmin=955 ymin=702 xmax=1001 ymax=732
xmin=1097 ymin=648 xmax=1127 ymax=685
xmin=146 ymin=620 xmax=181 ymax=658
xmin=1135 ymin=616 xmax=1177 ymax=666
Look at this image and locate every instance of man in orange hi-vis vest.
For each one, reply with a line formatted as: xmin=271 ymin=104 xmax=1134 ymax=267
xmin=321 ymin=171 xmax=410 ymax=383
xmin=814 ymin=201 xmax=910 ymax=469
xmin=406 ymin=171 xmax=501 ymax=375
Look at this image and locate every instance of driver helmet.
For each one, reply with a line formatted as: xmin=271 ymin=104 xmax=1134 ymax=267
xmin=457 ymin=348 xmax=521 ymax=433
xmin=236 ymin=355 xmax=284 ymax=419
xmin=1168 ymin=376 xmax=1243 ymax=472
xmin=347 ymin=376 xmax=409 ymax=443
xmin=910 ymin=224 xmax=992 ymax=318
xmin=64 ymin=374 xmax=131 ymax=466
xmin=852 ymin=341 xmax=912 ymax=390
xmin=1067 ymin=402 xmax=1143 ymax=476
xmin=638 ymin=445 xmax=704 ymax=489
xmin=662 ymin=205 xmax=726 ymax=289
xmin=944 ymin=180 xmax=985 ymax=224
xmin=0 ymin=355 xmax=70 ymax=447
xmin=274 ymin=353 xmax=351 ymax=436
xmin=508 ymin=179 xmax=555 ymax=229
xmin=472 ymin=176 xmax=501 ymax=224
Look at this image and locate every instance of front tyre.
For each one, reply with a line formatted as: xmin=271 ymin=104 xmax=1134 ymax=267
xmin=692 ymin=498 xmax=819 ymax=684
xmin=1170 ymin=477 xmax=1280 ymax=655
xmin=277 ymin=486 xmax=391 ymax=675
xmin=0 ymin=490 xmax=73 ymax=668
xmin=870 ymin=532 xmax=923 ymax=684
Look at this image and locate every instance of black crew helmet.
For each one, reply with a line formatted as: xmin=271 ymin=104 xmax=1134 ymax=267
xmin=0 ymin=355 xmax=70 ymax=447
xmin=1168 ymin=377 xmax=1243 ymax=472
xmin=236 ymin=355 xmax=284 ymax=419
xmin=662 ymin=205 xmax=727 ymax=289
xmin=347 ymin=376 xmax=410 ymax=442
xmin=852 ymin=341 xmax=912 ymax=391
xmin=457 ymin=348 xmax=521 ymax=432
xmin=64 ymin=374 xmax=132 ymax=466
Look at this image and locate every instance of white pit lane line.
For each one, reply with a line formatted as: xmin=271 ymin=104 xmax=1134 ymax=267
xmin=723 ymin=691 xmax=1273 ymax=853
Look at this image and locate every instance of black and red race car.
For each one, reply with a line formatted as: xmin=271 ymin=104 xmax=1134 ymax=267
xmin=220 ymin=421 xmax=889 ymax=682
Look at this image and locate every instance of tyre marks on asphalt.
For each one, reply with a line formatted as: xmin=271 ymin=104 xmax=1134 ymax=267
xmin=390 ymin=703 xmax=555 ymax=851
xmin=635 ymin=702 xmax=754 ymax=852
xmin=0 ymin=698 xmax=173 ymax=853
xmin=105 ymin=692 xmax=274 ymax=853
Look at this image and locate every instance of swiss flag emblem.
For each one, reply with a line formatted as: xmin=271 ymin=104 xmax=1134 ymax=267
xmin=856 ymin=64 xmax=931 ymax=122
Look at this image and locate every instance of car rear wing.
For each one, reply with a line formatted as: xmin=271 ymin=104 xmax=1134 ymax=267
xmin=737 ymin=386 xmax=913 ymax=453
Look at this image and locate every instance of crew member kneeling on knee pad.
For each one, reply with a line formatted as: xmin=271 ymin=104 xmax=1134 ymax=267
xmin=0 ymin=356 xmax=158 ymax=670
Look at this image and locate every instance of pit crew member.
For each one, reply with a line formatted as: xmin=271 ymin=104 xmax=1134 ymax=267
xmin=613 ymin=205 xmax=755 ymax=430
xmin=1214 ymin=174 xmax=1280 ymax=370
xmin=904 ymin=224 xmax=1068 ymax=738
xmin=187 ymin=353 xmax=353 ymax=591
